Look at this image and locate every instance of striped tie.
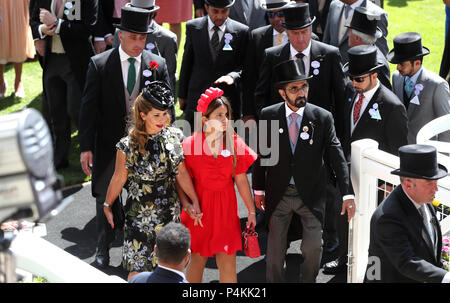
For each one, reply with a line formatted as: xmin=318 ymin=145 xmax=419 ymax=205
xmin=353 ymin=94 xmax=364 ymax=124
xmin=211 ymin=26 xmax=220 ymax=57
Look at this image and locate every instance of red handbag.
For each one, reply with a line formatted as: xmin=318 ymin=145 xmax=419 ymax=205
xmin=243 ymin=226 xmax=261 ymax=258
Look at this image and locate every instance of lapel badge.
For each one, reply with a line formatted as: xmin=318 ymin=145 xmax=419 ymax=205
xmin=368 ymin=103 xmax=381 ymax=120
xmin=302 ymin=126 xmax=309 ymax=132
xmin=300 ymin=132 xmax=310 ymax=140
xmin=279 ymin=128 xmax=284 ymax=134
xmin=221 ymin=149 xmax=231 ymax=157
xmin=414 ymin=83 xmax=424 ymax=96
xmin=223 ymin=33 xmax=233 ymax=51
xmin=146 ymin=43 xmax=155 ymax=51
xmin=143 ymin=69 xmax=152 ymax=77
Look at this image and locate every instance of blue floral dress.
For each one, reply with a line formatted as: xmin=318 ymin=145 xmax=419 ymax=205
xmin=116 ymin=126 xmax=184 ymax=272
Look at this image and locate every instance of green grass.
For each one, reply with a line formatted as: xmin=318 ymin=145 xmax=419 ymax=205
xmin=1 ymin=3 xmax=447 ymax=187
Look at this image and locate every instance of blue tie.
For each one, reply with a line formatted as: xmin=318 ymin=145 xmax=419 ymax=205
xmin=404 ymin=77 xmax=414 ymax=98
xmin=344 ymin=5 xmax=351 ymax=19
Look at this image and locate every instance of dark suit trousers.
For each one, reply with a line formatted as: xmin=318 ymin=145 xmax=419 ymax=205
xmin=93 ymin=157 xmax=122 ymax=253
xmin=44 ymin=53 xmax=81 ymax=167
xmin=267 ymin=185 xmax=323 ymax=283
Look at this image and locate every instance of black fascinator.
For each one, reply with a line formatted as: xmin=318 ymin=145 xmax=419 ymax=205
xmin=142 ymin=81 xmax=174 ymax=111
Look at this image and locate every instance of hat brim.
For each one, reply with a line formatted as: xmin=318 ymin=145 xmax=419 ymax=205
xmin=391 ymin=164 xmax=448 ymax=180
xmin=346 ymin=25 xmax=382 ymax=39
xmin=114 ymin=24 xmax=152 ymax=34
xmin=275 ymin=75 xmax=313 ymax=88
xmin=261 ymin=1 xmax=294 ymax=12
xmin=205 ymin=0 xmax=235 ymax=8
xmin=387 ymin=46 xmax=430 ymax=64
xmin=281 ymin=16 xmax=316 ymax=30
xmin=127 ymin=3 xmax=160 ymax=13
xmin=343 ymin=62 xmax=384 ymax=77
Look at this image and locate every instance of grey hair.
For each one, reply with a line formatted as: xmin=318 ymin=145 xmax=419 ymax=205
xmin=352 ymin=29 xmax=377 ymax=45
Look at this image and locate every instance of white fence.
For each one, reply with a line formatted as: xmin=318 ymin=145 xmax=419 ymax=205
xmin=348 ymin=114 xmax=450 ymax=283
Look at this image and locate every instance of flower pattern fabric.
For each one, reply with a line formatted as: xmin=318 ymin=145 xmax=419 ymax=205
xmin=116 ymin=127 xmax=184 ymax=272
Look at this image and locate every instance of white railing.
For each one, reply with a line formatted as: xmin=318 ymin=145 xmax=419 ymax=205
xmin=348 ymin=139 xmax=450 ymax=283
xmin=9 ymin=233 xmax=126 ymax=283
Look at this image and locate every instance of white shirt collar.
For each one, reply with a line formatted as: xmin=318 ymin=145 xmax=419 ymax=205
xmin=349 ymin=0 xmax=364 ymax=10
xmin=208 ymin=16 xmax=227 ymax=32
xmin=290 ymin=40 xmax=311 ymax=59
xmin=285 ymin=102 xmax=305 ymax=118
xmin=157 ymin=264 xmax=187 ymax=281
xmin=118 ymin=45 xmax=142 ymax=64
xmin=273 ymin=28 xmax=286 ymax=36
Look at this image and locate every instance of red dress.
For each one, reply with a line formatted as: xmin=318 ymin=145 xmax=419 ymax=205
xmin=181 ymin=132 xmax=257 ymax=257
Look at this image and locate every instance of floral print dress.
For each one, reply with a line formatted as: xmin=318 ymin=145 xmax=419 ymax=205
xmin=116 ymin=127 xmax=184 ymax=272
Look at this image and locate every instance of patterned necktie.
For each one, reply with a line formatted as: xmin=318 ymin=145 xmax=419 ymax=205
xmin=418 ymin=205 xmax=436 ymax=248
xmin=211 ymin=26 xmax=220 ymax=56
xmin=289 ymin=112 xmax=300 ymax=146
xmin=127 ymin=57 xmax=136 ymax=95
xmin=295 ymin=52 xmax=306 ymax=75
xmin=353 ymin=93 xmax=364 ymax=124
xmin=404 ymin=77 xmax=414 ymax=98
xmin=275 ymin=33 xmax=284 ymax=46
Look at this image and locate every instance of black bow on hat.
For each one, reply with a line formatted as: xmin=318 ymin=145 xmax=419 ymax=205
xmin=142 ymin=81 xmax=174 ymax=111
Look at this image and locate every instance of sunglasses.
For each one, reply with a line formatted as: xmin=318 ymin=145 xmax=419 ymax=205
xmin=350 ymin=74 xmax=371 ymax=83
xmin=267 ymin=11 xmax=285 ymax=18
xmin=285 ymin=84 xmax=309 ymax=94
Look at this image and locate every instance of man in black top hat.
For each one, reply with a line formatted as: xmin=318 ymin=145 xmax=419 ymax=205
xmin=389 ymin=32 xmax=450 ymax=144
xmin=347 ymin=7 xmax=391 ymax=90
xmin=242 ymin=0 xmax=293 ymax=120
xmin=78 ymin=6 xmax=171 ymax=268
xmin=365 ymin=144 xmax=450 ymax=283
xmin=178 ymin=0 xmax=249 ymax=130
xmin=254 ymin=3 xmax=346 ymax=137
xmin=252 ymin=58 xmax=355 ymax=282
xmin=323 ymin=45 xmax=408 ymax=275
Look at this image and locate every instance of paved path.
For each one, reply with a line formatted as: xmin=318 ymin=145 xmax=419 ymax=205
xmin=43 ymin=175 xmax=345 ymax=283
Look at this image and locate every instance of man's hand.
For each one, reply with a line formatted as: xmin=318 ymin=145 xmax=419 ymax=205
xmin=34 ymin=39 xmax=46 ymax=57
xmin=94 ymin=40 xmax=107 ymax=54
xmin=214 ymin=75 xmax=234 ymax=86
xmin=105 ymin=35 xmax=114 ymax=46
xmin=39 ymin=8 xmax=57 ymax=26
xmin=178 ymin=98 xmax=187 ymax=111
xmin=341 ymin=199 xmax=356 ymax=222
xmin=80 ymin=151 xmax=94 ymax=176
xmin=255 ymin=194 xmax=265 ymax=212
xmin=41 ymin=23 xmax=56 ymax=36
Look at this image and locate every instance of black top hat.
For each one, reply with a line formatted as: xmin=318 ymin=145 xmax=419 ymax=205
xmin=391 ymin=144 xmax=448 ymax=180
xmin=261 ymin=0 xmax=293 ymax=11
xmin=343 ymin=45 xmax=384 ymax=77
xmin=281 ymin=3 xmax=316 ymax=30
xmin=142 ymin=81 xmax=174 ymax=111
xmin=114 ymin=7 xmax=152 ymax=34
xmin=346 ymin=7 xmax=382 ymax=39
xmin=274 ymin=59 xmax=312 ymax=88
xmin=205 ymin=0 xmax=235 ymax=8
xmin=387 ymin=32 xmax=430 ymax=64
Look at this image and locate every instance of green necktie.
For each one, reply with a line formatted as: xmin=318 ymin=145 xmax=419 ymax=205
xmin=127 ymin=57 xmax=136 ymax=95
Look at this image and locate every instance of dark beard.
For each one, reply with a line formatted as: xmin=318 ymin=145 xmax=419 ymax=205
xmin=287 ymin=95 xmax=307 ymax=108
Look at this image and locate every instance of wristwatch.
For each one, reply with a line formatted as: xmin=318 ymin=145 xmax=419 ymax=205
xmin=53 ymin=18 xmax=59 ymax=28
xmin=103 ymin=202 xmax=112 ymax=208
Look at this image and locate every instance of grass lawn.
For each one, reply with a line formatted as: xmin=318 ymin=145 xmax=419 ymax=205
xmin=0 ymin=1 xmax=447 ymax=187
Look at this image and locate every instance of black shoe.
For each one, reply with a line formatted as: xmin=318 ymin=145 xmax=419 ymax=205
xmin=95 ymin=251 xmax=110 ymax=268
xmin=323 ymin=256 xmax=347 ymax=275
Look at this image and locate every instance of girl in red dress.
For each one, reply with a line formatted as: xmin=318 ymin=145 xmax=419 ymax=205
xmin=180 ymin=87 xmax=257 ymax=283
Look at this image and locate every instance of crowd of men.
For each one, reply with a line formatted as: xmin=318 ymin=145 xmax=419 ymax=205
xmin=29 ymin=0 xmax=450 ymax=283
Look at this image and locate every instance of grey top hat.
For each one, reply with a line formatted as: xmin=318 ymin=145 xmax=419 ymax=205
xmin=261 ymin=0 xmax=294 ymax=11
xmin=127 ymin=0 xmax=160 ymax=13
xmin=205 ymin=0 xmax=235 ymax=8
xmin=391 ymin=144 xmax=448 ymax=180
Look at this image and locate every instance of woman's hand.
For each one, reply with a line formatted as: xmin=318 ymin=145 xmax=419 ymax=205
xmin=246 ymin=212 xmax=257 ymax=229
xmin=104 ymin=205 xmax=114 ymax=229
xmin=184 ymin=203 xmax=204 ymax=227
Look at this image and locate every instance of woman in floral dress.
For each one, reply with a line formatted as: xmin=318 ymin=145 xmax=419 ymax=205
xmin=103 ymin=81 xmax=201 ymax=281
